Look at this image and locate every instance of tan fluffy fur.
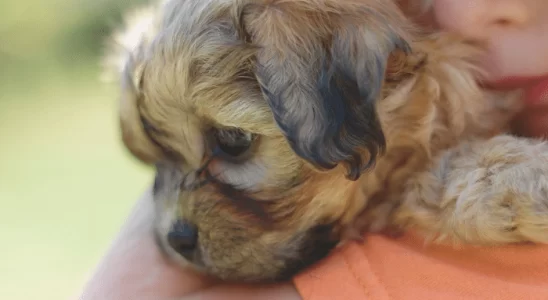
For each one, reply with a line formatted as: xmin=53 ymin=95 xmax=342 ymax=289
xmin=107 ymin=0 xmax=548 ymax=282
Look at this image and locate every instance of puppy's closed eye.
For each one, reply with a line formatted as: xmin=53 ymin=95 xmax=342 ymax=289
xmin=211 ymin=127 xmax=258 ymax=163
xmin=205 ymin=127 xmax=269 ymax=191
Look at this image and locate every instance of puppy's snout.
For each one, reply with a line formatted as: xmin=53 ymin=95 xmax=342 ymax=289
xmin=168 ymin=219 xmax=198 ymax=259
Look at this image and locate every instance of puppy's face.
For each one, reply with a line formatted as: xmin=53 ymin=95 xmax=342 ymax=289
xmin=114 ymin=0 xmax=415 ymax=282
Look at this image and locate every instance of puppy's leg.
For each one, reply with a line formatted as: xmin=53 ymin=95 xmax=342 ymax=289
xmin=395 ymin=135 xmax=548 ymax=245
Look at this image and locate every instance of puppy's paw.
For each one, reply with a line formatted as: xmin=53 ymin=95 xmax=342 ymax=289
xmin=396 ymin=135 xmax=548 ymax=245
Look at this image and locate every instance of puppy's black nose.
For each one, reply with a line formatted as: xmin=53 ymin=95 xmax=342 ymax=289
xmin=167 ymin=219 xmax=198 ymax=258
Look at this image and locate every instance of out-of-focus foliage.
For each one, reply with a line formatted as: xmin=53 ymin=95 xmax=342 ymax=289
xmin=0 ymin=1 xmax=153 ymax=299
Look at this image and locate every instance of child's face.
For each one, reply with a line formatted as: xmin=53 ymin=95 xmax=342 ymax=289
xmin=427 ymin=0 xmax=548 ymax=135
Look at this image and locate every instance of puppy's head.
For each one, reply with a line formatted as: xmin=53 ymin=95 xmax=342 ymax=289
xmin=112 ymin=0 xmax=416 ymax=282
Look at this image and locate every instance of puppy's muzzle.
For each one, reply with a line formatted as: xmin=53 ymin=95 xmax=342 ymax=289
xmin=153 ymin=162 xmax=205 ymax=267
xmin=167 ymin=219 xmax=198 ymax=261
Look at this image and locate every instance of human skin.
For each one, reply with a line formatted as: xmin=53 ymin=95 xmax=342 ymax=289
xmin=78 ymin=0 xmax=548 ymax=299
xmin=429 ymin=0 xmax=548 ymax=137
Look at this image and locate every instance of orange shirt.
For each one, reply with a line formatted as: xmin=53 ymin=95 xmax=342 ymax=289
xmin=294 ymin=232 xmax=548 ymax=300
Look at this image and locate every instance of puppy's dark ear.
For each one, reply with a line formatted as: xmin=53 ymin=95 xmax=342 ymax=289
xmin=236 ymin=0 xmax=413 ymax=180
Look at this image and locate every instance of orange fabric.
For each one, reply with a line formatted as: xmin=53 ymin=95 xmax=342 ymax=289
xmin=294 ymin=232 xmax=548 ymax=300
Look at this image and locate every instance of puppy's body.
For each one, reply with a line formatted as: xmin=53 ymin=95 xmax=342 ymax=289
xmin=109 ymin=0 xmax=548 ymax=282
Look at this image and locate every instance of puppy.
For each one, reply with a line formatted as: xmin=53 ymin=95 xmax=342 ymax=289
xmin=106 ymin=0 xmax=548 ymax=283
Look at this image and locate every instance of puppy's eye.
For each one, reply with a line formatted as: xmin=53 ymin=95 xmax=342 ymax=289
xmin=213 ymin=127 xmax=256 ymax=160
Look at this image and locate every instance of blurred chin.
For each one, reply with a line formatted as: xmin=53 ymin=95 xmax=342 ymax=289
xmin=512 ymin=106 xmax=548 ymax=138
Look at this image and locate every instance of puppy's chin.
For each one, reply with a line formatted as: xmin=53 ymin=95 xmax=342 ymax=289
xmin=153 ymin=204 xmax=340 ymax=282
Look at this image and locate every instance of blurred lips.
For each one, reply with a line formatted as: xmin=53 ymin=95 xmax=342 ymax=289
xmin=482 ymin=75 xmax=548 ymax=107
xmin=483 ymin=75 xmax=548 ymax=91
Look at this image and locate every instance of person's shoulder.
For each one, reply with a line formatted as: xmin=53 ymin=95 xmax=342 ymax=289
xmin=294 ymin=233 xmax=548 ymax=300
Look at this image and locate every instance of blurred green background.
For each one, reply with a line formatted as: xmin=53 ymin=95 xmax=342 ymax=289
xmin=0 ymin=0 xmax=154 ymax=299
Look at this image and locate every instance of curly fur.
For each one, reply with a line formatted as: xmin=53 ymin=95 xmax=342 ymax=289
xmin=106 ymin=0 xmax=547 ymax=283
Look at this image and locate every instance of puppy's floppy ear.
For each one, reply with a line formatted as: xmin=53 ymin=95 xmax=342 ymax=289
xmin=236 ymin=0 xmax=412 ymax=180
xmin=118 ymin=58 xmax=165 ymax=164
xmin=104 ymin=6 xmax=164 ymax=164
